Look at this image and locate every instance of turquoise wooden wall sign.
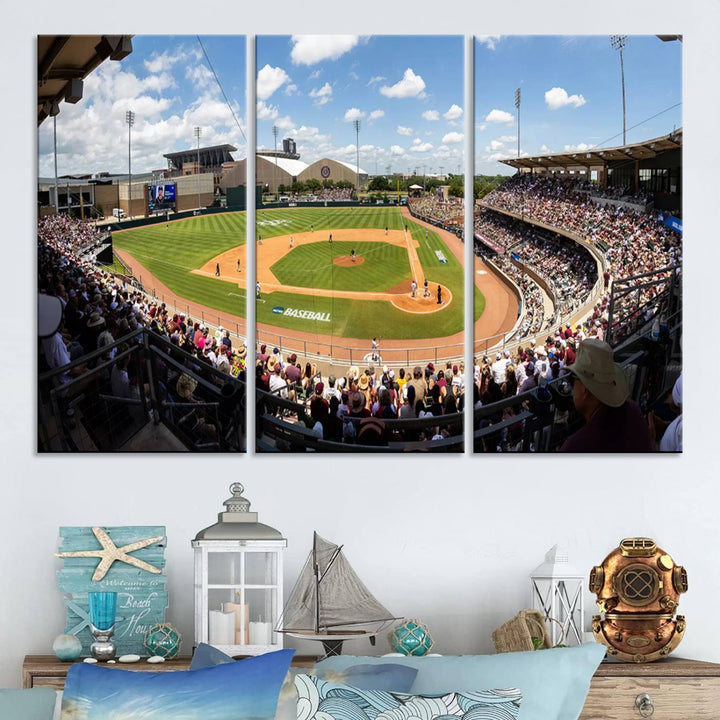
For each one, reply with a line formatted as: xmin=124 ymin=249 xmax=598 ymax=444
xmin=56 ymin=526 xmax=168 ymax=657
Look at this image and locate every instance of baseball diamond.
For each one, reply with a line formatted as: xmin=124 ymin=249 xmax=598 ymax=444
xmin=111 ymin=206 xmax=518 ymax=363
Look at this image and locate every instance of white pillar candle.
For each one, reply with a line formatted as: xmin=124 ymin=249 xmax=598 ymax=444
xmin=249 ymin=621 xmax=272 ymax=646
xmin=209 ymin=610 xmax=235 ymax=645
xmin=222 ymin=602 xmax=249 ymax=644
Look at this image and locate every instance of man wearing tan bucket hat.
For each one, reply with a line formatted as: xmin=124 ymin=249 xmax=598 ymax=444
xmin=560 ymin=339 xmax=653 ymax=452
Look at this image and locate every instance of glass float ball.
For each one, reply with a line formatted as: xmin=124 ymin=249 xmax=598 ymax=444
xmin=53 ymin=634 xmax=83 ymax=662
xmin=142 ymin=623 xmax=182 ymax=659
xmin=388 ymin=620 xmax=434 ymax=656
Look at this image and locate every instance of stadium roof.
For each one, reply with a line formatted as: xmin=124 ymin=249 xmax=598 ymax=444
xmin=164 ymin=144 xmax=237 ymax=161
xmin=334 ymin=159 xmax=369 ymax=176
xmin=38 ymin=35 xmax=133 ymax=126
xmin=258 ymin=155 xmax=309 ymax=176
xmin=500 ymin=129 xmax=682 ymax=171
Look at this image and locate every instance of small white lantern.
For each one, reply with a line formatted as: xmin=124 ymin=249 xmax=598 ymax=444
xmin=530 ymin=545 xmax=585 ymax=647
xmin=193 ymin=483 xmax=286 ymax=656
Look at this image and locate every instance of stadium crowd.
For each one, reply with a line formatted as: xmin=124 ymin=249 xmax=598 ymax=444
xmin=408 ymin=196 xmax=464 ymax=232
xmin=312 ymin=187 xmax=353 ymax=201
xmin=256 ymin=346 xmax=465 ymax=448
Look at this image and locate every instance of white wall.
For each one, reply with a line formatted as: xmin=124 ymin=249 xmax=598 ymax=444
xmin=4 ymin=0 xmax=720 ymax=691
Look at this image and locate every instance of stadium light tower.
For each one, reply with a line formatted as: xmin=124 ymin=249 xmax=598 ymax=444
xmin=126 ymin=110 xmax=134 ymax=220
xmin=515 ymin=88 xmax=521 ymax=159
xmin=353 ymin=119 xmax=361 ymax=195
xmin=610 ymin=35 xmax=628 ymax=145
xmin=194 ymin=126 xmax=201 ymax=210
xmin=272 ymin=124 xmax=279 ymax=197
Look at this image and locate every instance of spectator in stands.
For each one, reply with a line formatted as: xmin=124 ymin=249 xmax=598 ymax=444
xmin=560 ymin=339 xmax=653 ymax=452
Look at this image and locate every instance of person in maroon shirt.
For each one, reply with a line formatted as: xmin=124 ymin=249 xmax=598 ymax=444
xmin=564 ymin=337 xmax=577 ymax=366
xmin=560 ymin=339 xmax=653 ymax=452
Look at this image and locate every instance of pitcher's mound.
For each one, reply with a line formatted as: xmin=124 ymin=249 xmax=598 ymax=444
xmin=334 ymin=255 xmax=364 ymax=266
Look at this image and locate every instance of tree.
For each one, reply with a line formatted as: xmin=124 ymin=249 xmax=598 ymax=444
xmin=278 ymin=184 xmax=286 ymax=194
xmin=322 ymin=179 xmax=334 ymax=189
xmin=290 ymin=181 xmax=306 ymax=194
xmin=368 ymin=176 xmax=391 ymax=191
xmin=305 ymin=178 xmax=322 ymax=192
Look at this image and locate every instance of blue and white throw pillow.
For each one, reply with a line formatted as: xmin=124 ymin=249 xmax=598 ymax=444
xmin=61 ymin=648 xmax=294 ymax=720
xmin=294 ymin=674 xmax=522 ymax=720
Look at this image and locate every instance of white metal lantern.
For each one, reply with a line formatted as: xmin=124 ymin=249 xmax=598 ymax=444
xmin=193 ymin=483 xmax=286 ymax=656
xmin=530 ymin=545 xmax=585 ymax=647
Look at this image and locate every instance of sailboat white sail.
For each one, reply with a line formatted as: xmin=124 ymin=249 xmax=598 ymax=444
xmin=277 ymin=532 xmax=399 ymax=654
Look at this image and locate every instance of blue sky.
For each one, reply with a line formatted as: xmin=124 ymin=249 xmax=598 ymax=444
xmin=38 ymin=36 xmax=246 ymax=177
xmin=475 ymin=35 xmax=682 ymax=175
xmin=256 ymin=36 xmax=464 ymax=175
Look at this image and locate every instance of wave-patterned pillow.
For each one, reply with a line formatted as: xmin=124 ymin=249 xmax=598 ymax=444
xmin=294 ymin=673 xmax=522 ymax=720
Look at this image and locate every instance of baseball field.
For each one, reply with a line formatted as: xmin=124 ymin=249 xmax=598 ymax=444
xmin=112 ymin=206 xmax=483 ymax=346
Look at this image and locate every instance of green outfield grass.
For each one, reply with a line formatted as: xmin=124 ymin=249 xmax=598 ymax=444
xmin=112 ymin=207 xmax=484 ymax=341
xmin=271 ymin=241 xmax=411 ymax=292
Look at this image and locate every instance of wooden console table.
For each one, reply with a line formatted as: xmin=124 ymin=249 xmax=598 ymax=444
xmin=579 ymin=657 xmax=720 ymax=719
xmin=22 ymin=654 xmax=318 ymax=690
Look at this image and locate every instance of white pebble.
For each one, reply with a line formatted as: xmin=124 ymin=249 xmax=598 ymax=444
xmin=146 ymin=656 xmax=166 ymax=664
xmin=83 ymin=658 xmax=98 ymax=664
xmin=107 ymin=660 xmax=116 ymax=664
xmin=118 ymin=654 xmax=141 ymax=663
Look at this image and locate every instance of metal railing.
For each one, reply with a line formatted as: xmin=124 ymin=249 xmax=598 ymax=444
xmin=256 ymin=387 xmax=464 ymax=453
xmin=39 ymin=329 xmax=246 ymax=452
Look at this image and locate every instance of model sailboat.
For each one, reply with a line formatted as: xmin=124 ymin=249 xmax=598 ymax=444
xmin=276 ymin=532 xmax=399 ymax=656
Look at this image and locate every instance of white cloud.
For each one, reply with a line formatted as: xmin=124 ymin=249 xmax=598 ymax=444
xmin=545 ymin=87 xmax=586 ymax=110
xmin=397 ymin=126 xmax=414 ymax=136
xmin=444 ymin=104 xmax=463 ymax=120
xmin=256 ymin=65 xmax=290 ymax=100
xmin=487 ymin=152 xmax=510 ymax=163
xmin=380 ymin=68 xmax=426 ymax=99
xmin=390 ymin=145 xmax=405 ymax=156
xmin=291 ymin=35 xmax=360 ymax=65
xmin=563 ymin=142 xmax=596 ymax=152
xmin=360 ymin=144 xmax=375 ymax=152
xmin=367 ymin=75 xmax=385 ymax=86
xmin=336 ymin=144 xmax=357 ymax=156
xmin=344 ymin=107 xmax=365 ymax=122
xmin=349 ymin=71 xmax=360 ymax=81
xmin=539 ymin=144 xmax=552 ymax=153
xmin=275 ymin=116 xmax=295 ymax=130
xmin=289 ymin=125 xmax=330 ymax=145
xmin=422 ymin=110 xmax=439 ymax=121
xmin=488 ymin=140 xmax=505 ymax=151
xmin=309 ymin=82 xmax=333 ymax=106
xmin=308 ymin=69 xmax=322 ymax=80
xmin=485 ymin=109 xmax=514 ymax=124
xmin=411 ymin=139 xmax=433 ymax=152
xmin=144 ymin=51 xmax=185 ymax=74
xmin=284 ymin=84 xmax=299 ymax=96
xmin=477 ymin=36 xmax=502 ymax=50
xmin=256 ymin=100 xmax=279 ymax=121
xmin=368 ymin=109 xmax=384 ymax=121
xmin=477 ymin=124 xmax=487 ymax=132
xmin=498 ymin=135 xmax=517 ymax=143
xmin=442 ymin=132 xmax=464 ymax=144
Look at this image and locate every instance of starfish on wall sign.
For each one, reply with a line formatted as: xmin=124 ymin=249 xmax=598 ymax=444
xmin=55 ymin=526 xmax=164 ymax=582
